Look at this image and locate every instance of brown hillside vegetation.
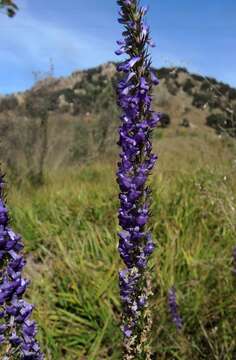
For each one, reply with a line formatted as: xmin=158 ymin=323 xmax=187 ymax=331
xmin=0 ymin=62 xmax=235 ymax=183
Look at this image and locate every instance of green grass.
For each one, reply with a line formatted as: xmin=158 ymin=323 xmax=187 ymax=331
xmin=7 ymin=137 xmax=236 ymax=359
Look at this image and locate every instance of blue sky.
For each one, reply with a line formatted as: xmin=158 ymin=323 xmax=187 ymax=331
xmin=0 ymin=0 xmax=235 ymax=94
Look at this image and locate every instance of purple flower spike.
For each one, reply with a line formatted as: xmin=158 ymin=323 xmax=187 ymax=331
xmin=168 ymin=287 xmax=183 ymax=330
xmin=0 ymin=173 xmax=43 ymax=359
xmin=116 ymin=0 xmax=159 ymax=358
xmin=151 ymin=71 xmax=160 ymax=85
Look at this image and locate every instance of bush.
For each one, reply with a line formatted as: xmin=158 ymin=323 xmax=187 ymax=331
xmin=73 ymin=78 xmax=106 ymax=114
xmin=183 ymin=79 xmax=194 ymax=94
xmin=166 ymin=80 xmax=178 ymax=96
xmin=192 ymin=93 xmax=211 ymax=109
xmin=46 ymin=92 xmax=60 ymax=111
xmin=191 ymin=73 xmax=204 ymax=82
xmin=176 ymin=67 xmax=188 ymax=74
xmin=60 ymin=88 xmax=75 ymax=103
xmin=206 ymin=113 xmax=226 ymax=130
xmin=156 ymin=67 xmax=171 ymax=79
xmin=25 ymin=92 xmax=48 ymax=119
xmin=44 ymin=88 xmax=77 ymax=112
xmin=228 ymin=88 xmax=236 ymax=100
xmin=206 ymin=112 xmax=236 ymax=137
xmin=218 ymin=82 xmax=230 ymax=96
xmin=86 ymin=66 xmax=102 ymax=82
xmin=200 ymin=81 xmax=212 ymax=92
xmin=205 ymin=76 xmax=217 ymax=85
xmin=208 ymin=97 xmax=223 ymax=110
xmin=159 ymin=113 xmax=171 ymax=128
xmin=0 ymin=95 xmax=18 ymax=112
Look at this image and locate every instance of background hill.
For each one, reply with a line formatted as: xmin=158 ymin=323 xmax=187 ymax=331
xmin=0 ymin=62 xmax=236 ymax=184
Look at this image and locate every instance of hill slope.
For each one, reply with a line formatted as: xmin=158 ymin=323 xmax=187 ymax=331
xmin=0 ymin=62 xmax=235 ymax=182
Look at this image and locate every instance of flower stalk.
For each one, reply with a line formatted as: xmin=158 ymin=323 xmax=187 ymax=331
xmin=116 ymin=0 xmax=160 ymax=358
xmin=0 ymin=173 xmax=43 ymax=359
xmin=167 ymin=287 xmax=183 ymax=330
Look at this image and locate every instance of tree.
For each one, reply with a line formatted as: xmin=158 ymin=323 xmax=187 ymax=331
xmin=0 ymin=0 xmax=18 ymax=17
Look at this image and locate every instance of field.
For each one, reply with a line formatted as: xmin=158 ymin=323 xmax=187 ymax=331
xmin=1 ymin=1 xmax=236 ymax=359
xmin=6 ymin=125 xmax=236 ymax=359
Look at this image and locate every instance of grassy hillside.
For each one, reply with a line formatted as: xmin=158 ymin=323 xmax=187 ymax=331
xmin=6 ymin=128 xmax=236 ymax=359
xmin=1 ymin=63 xmax=236 ymax=358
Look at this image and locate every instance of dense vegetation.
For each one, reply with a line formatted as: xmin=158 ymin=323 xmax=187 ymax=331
xmin=0 ymin=63 xmax=236 ymax=358
xmin=6 ymin=125 xmax=236 ymax=359
xmin=0 ymin=64 xmax=236 ymax=187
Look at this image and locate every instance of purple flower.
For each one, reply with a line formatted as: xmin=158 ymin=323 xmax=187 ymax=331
xmin=0 ymin=173 xmax=43 ymax=359
xmin=116 ymin=0 xmax=159 ymax=357
xmin=117 ymin=56 xmax=141 ymax=73
xmin=151 ymin=71 xmax=160 ymax=85
xmin=168 ymin=287 xmax=183 ymax=330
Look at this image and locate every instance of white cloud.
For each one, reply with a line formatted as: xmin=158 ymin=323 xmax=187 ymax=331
xmin=0 ymin=3 xmax=108 ymax=75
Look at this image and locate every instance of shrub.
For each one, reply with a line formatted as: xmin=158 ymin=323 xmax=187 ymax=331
xmin=191 ymin=73 xmax=204 ymax=82
xmin=206 ymin=113 xmax=225 ymax=130
xmin=228 ymin=88 xmax=236 ymax=100
xmin=166 ymin=80 xmax=178 ymax=96
xmin=44 ymin=88 xmax=77 ymax=112
xmin=183 ymin=78 xmax=194 ymax=94
xmin=0 ymin=95 xmax=18 ymax=112
xmin=218 ymin=82 xmax=230 ymax=96
xmin=176 ymin=67 xmax=188 ymax=74
xmin=208 ymin=97 xmax=222 ymax=110
xmin=192 ymin=93 xmax=211 ymax=109
xmin=205 ymin=76 xmax=217 ymax=85
xmin=59 ymin=88 xmax=75 ymax=103
xmin=86 ymin=66 xmax=102 ymax=82
xmin=200 ymin=81 xmax=212 ymax=92
xmin=156 ymin=67 xmax=171 ymax=79
xmin=206 ymin=113 xmax=236 ymax=137
xmin=25 ymin=93 xmax=47 ymax=118
xmin=73 ymin=78 xmax=106 ymax=114
xmin=159 ymin=113 xmax=171 ymax=128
